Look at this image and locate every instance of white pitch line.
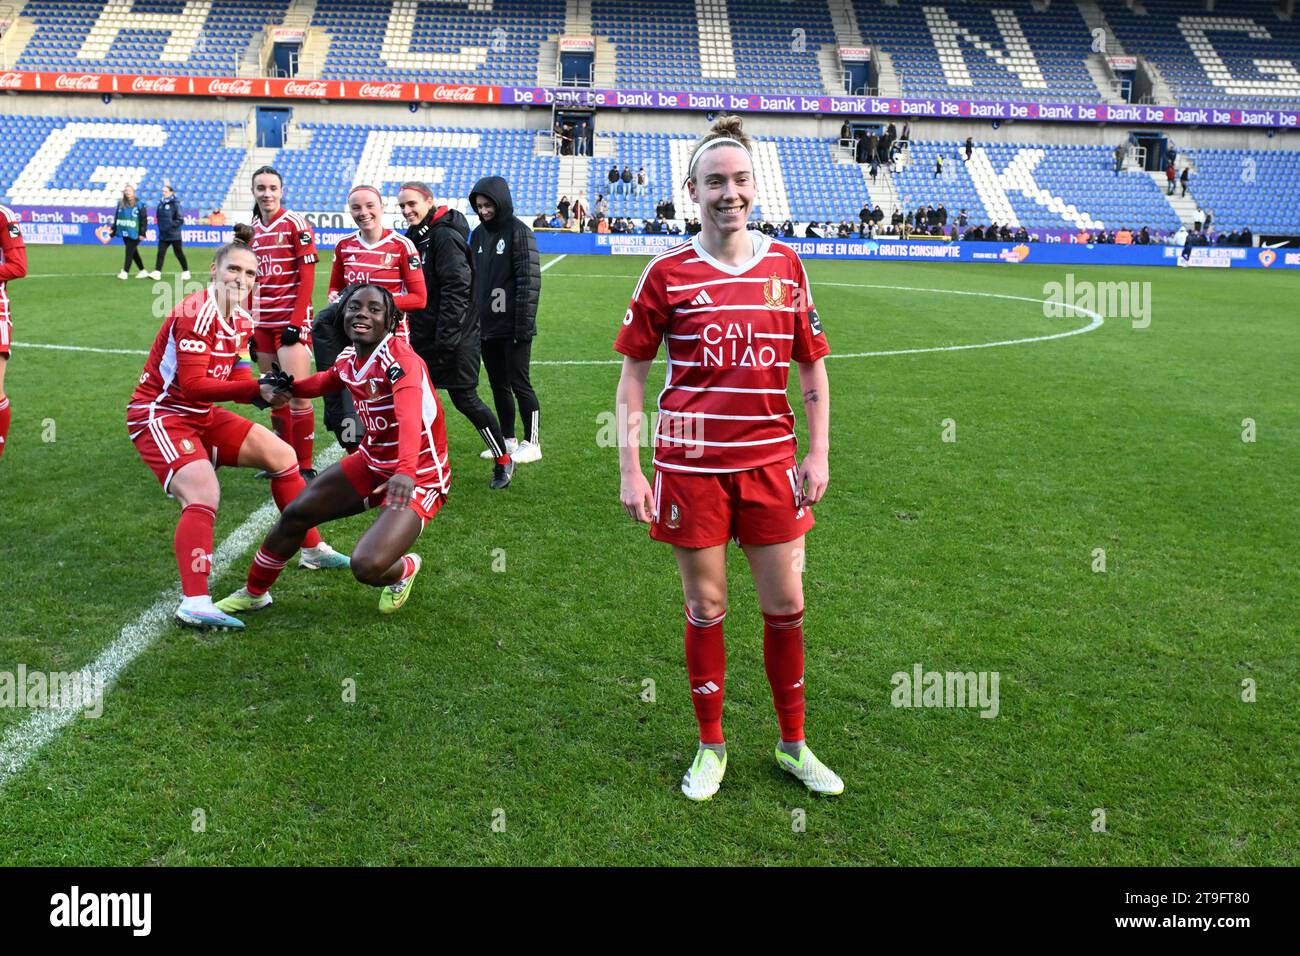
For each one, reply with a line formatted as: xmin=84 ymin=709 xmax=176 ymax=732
xmin=14 ymin=274 xmax=1104 ymax=365
xmin=539 ymin=254 xmax=567 ymax=272
xmin=0 ymin=443 xmax=345 ymax=790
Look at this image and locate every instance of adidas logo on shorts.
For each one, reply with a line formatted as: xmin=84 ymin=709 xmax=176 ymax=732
xmin=689 ymin=289 xmax=714 ymax=307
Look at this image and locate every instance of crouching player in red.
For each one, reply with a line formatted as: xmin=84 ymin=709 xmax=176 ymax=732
xmin=217 ymin=283 xmax=449 ymax=617
xmin=614 ymin=116 xmax=842 ymax=801
xmin=128 ymin=228 xmax=349 ymax=632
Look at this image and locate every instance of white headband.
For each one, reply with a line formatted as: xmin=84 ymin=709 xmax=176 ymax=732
xmin=688 ymin=136 xmax=751 ymax=178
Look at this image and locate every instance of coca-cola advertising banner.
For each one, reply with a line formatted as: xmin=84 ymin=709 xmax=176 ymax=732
xmin=0 ymin=70 xmax=494 ymax=104
xmin=4 ymin=69 xmax=1298 ymax=128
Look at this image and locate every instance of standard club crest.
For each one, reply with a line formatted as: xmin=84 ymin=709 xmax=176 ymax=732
xmin=762 ymin=273 xmax=786 ymax=309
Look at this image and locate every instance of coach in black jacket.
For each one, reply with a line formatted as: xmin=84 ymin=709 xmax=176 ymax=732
xmin=399 ymin=181 xmax=514 ymax=489
xmin=151 ymin=184 xmax=190 ymax=279
xmin=468 ymin=176 xmax=542 ymax=463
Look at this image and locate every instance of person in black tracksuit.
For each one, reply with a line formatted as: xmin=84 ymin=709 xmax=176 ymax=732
xmin=152 ymin=185 xmax=189 ymax=278
xmin=468 ymin=176 xmax=542 ymax=463
xmin=398 ymin=181 xmax=514 ymax=489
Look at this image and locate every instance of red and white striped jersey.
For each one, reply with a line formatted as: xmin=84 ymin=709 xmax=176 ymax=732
xmin=250 ymin=207 xmax=317 ymax=329
xmin=0 ymin=204 xmax=27 ymax=329
xmin=330 ymin=334 xmax=449 ymax=489
xmin=128 ymin=288 xmax=254 ymax=433
xmin=329 ymin=229 xmax=425 ymax=338
xmin=614 ymin=233 xmax=829 ymax=473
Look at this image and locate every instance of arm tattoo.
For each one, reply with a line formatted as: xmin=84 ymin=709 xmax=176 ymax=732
xmin=803 ymin=388 xmax=820 ymax=404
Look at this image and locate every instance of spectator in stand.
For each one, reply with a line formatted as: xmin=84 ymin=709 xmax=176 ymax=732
xmin=619 ymin=165 xmax=633 ymax=196
xmin=558 ymin=195 xmax=571 ymax=224
xmin=209 ymin=208 xmax=226 ymax=226
xmin=899 ymin=122 xmax=908 ymax=143
xmin=594 ymin=194 xmax=609 ymax=220
xmin=151 ymin=183 xmax=189 ymax=280
xmin=1203 ymin=208 xmax=1213 ymax=231
xmin=840 ymin=120 xmax=851 ymax=143
xmin=1115 ymin=227 xmax=1133 ymax=245
xmin=805 ymin=220 xmax=821 ymax=238
xmin=608 ymin=165 xmax=620 ymax=194
xmin=575 ymin=119 xmax=590 ymax=156
xmin=957 ymin=208 xmax=968 ymax=229
xmin=934 ymin=155 xmax=943 ymax=178
xmin=661 ymin=197 xmax=675 ymax=221
xmin=1165 ymin=161 xmax=1177 ymax=195
xmin=855 ymin=132 xmax=870 ymax=165
xmin=1241 ymin=227 xmax=1253 ymax=247
xmin=781 ymin=219 xmax=795 ymax=238
xmin=859 ymin=203 xmax=872 ymax=227
xmin=872 ymin=205 xmax=884 ymax=227
xmin=1114 ymin=143 xmax=1126 ymax=174
xmin=869 ymin=156 xmax=879 ymax=183
xmin=964 ymin=137 xmax=974 ymax=162
xmin=532 ymin=212 xmax=549 ymax=229
xmin=596 ymin=215 xmax=610 ymax=234
xmin=1136 ymin=226 xmax=1151 ymax=245
xmin=686 ymin=217 xmax=702 ymax=235
xmin=571 ymin=197 xmax=587 ymax=231
xmin=111 ymin=185 xmax=149 ymax=280
xmin=891 ymin=209 xmax=903 ymax=233
xmin=999 ymin=224 xmax=1011 ymax=242
xmin=635 ymin=167 xmax=649 ymax=197
xmin=1014 ymin=226 xmax=1029 ymax=243
xmin=1180 ymin=166 xmax=1190 ymax=197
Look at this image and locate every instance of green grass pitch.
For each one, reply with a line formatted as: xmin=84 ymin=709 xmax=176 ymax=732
xmin=0 ymin=245 xmax=1295 ymax=865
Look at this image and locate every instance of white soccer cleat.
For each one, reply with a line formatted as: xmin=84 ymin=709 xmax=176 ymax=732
xmin=681 ymin=746 xmax=727 ymax=801
xmin=775 ymin=742 xmax=844 ymax=796
xmin=512 ymin=440 xmax=542 ymax=464
xmin=117 ymin=270 xmax=129 ymax=280
xmin=180 ymin=270 xmax=192 ymax=280
xmin=150 ymin=270 xmax=162 ymax=280
xmin=136 ymin=270 xmax=152 ymax=279
xmin=174 ymin=600 xmax=245 ymax=631
xmin=480 ymin=437 xmax=518 ymax=460
xmin=299 ymin=542 xmax=351 ymax=570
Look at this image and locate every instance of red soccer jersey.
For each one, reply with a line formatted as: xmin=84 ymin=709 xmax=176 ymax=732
xmin=329 ymin=229 xmax=426 ymax=337
xmin=614 ymin=233 xmax=829 ymax=474
xmin=250 ymin=207 xmax=318 ymax=329
xmin=297 ymin=334 xmax=449 ymax=488
xmin=128 ymin=288 xmax=257 ymax=432
xmin=0 ymin=204 xmax=28 ymax=327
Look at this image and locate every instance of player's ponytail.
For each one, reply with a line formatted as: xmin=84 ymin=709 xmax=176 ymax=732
xmin=214 ymin=223 xmax=254 ymax=266
xmin=232 ymin=222 xmax=254 ymax=245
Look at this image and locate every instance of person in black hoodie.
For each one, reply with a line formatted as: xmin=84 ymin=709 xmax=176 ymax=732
xmin=468 ymin=176 xmax=542 ymax=463
xmin=397 ymin=181 xmax=514 ymax=490
xmin=151 ymin=184 xmax=189 ymax=280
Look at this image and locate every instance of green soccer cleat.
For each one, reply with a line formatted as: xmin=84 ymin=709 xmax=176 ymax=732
xmin=378 ymin=554 xmax=421 ymax=614
xmin=299 ymin=542 xmax=351 ymax=570
xmin=681 ymin=746 xmax=727 ymax=802
xmin=775 ymin=742 xmax=844 ymax=796
xmin=215 ymin=587 xmax=273 ymax=615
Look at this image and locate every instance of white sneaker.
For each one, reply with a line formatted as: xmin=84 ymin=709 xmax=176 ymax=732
xmin=480 ymin=436 xmax=519 ymax=460
xmin=681 ymin=746 xmax=727 ymax=801
xmin=299 ymin=542 xmax=352 ymax=570
xmin=180 ymin=270 xmax=191 ymax=280
xmin=775 ymin=742 xmax=844 ymax=796
xmin=117 ymin=270 xmax=129 ymax=280
xmin=136 ymin=270 xmax=152 ymax=279
xmin=512 ymin=440 xmax=542 ymax=464
xmin=150 ymin=270 xmax=162 ymax=280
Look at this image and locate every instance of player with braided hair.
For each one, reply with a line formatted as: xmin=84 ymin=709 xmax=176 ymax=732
xmin=217 ymin=283 xmax=450 ymax=616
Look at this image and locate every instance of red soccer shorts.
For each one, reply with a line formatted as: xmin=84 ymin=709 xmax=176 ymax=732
xmin=130 ymin=407 xmax=255 ymax=494
xmin=0 ymin=316 xmax=11 ymax=356
xmin=250 ymin=324 xmax=312 ymax=358
xmin=650 ymin=457 xmax=815 ymax=549
xmin=339 ymin=451 xmax=444 ymax=528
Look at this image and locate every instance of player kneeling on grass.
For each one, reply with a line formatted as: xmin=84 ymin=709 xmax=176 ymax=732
xmin=218 ymin=284 xmax=450 ymax=616
xmin=615 ymin=116 xmax=842 ymax=801
xmin=127 ymin=227 xmax=349 ymax=633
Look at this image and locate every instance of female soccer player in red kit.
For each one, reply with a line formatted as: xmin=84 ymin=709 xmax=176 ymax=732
xmin=249 ymin=166 xmax=322 ymax=481
xmin=216 ymin=284 xmax=448 ymax=617
xmin=0 ymin=202 xmax=29 ymax=460
xmin=614 ymin=117 xmax=842 ymax=801
xmin=330 ymin=185 xmax=426 ymax=338
xmin=128 ymin=227 xmax=348 ymax=632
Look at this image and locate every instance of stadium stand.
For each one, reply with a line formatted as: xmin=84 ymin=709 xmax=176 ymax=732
xmin=310 ymin=0 xmax=564 ymax=84
xmin=16 ymin=0 xmax=289 ymax=76
xmin=0 ymin=114 xmax=243 ymax=212
xmin=850 ymin=0 xmax=1103 ymax=104
xmin=1098 ymin=0 xmax=1300 ymax=110
xmin=1181 ymin=148 xmax=1300 ymax=234
xmin=5 ymin=114 xmax=1296 ymax=238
